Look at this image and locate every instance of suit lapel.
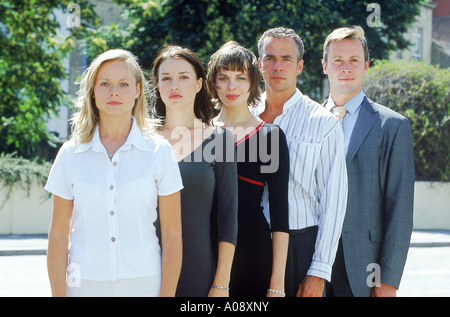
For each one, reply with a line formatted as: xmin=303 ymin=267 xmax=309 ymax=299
xmin=346 ymin=97 xmax=377 ymax=164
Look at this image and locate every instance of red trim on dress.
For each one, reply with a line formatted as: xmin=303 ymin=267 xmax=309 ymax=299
xmin=237 ymin=174 xmax=265 ymax=187
xmin=234 ymin=121 xmax=265 ymax=146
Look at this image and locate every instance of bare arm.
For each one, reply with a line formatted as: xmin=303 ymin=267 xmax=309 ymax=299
xmin=267 ymin=231 xmax=289 ymax=297
xmin=47 ymin=195 xmax=73 ymax=297
xmin=158 ymin=191 xmax=182 ymax=297
xmin=208 ymin=241 xmax=235 ymax=297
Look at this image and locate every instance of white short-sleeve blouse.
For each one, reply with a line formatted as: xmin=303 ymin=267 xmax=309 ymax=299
xmin=45 ymin=119 xmax=183 ymax=281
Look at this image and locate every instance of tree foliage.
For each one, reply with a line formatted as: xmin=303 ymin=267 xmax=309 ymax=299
xmin=364 ymin=60 xmax=450 ymax=182
xmin=0 ymin=0 xmax=98 ymax=158
xmin=85 ymin=0 xmax=423 ymax=98
xmin=1 ymin=0 xmax=425 ymax=160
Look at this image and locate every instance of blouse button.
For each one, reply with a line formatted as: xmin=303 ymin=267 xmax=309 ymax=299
xmin=112 ymin=161 xmax=118 ymax=166
xmin=109 ymin=185 xmax=114 ymax=190
xmin=111 ymin=237 xmax=116 ymax=242
xmin=110 ymin=210 xmax=115 ymax=216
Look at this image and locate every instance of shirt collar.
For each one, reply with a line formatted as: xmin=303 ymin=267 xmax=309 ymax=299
xmin=257 ymin=88 xmax=303 ymax=115
xmin=75 ymin=117 xmax=152 ymax=154
xmin=325 ymin=89 xmax=365 ymax=114
xmin=283 ymin=88 xmax=303 ymax=112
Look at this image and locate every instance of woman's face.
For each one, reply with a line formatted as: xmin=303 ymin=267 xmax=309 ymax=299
xmin=93 ymin=60 xmax=140 ymax=119
xmin=214 ymin=68 xmax=251 ymax=109
xmin=157 ymin=58 xmax=202 ymax=111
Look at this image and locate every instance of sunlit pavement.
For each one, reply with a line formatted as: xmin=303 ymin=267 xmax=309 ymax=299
xmin=1 ymin=231 xmax=449 ymax=297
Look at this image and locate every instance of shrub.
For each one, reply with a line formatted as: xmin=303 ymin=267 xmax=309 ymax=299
xmin=0 ymin=152 xmax=52 ymax=202
xmin=363 ymin=60 xmax=449 ymax=182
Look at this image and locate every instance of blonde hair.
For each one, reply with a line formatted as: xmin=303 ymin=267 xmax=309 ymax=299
xmin=322 ymin=26 xmax=371 ymax=63
xmin=71 ymin=49 xmax=157 ymax=144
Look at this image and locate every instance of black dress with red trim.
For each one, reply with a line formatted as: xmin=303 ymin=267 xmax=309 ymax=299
xmin=229 ymin=122 xmax=290 ymax=297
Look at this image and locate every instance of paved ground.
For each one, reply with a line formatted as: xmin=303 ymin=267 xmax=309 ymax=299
xmin=1 ymin=230 xmax=449 ymax=297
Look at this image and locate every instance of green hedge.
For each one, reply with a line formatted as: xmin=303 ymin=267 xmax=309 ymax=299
xmin=0 ymin=152 xmax=52 ymax=201
xmin=363 ymin=60 xmax=450 ymax=182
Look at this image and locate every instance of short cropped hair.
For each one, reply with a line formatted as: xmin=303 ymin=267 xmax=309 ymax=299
xmin=207 ymin=40 xmax=261 ymax=108
xmin=322 ymin=25 xmax=370 ymax=63
xmin=257 ymin=27 xmax=305 ymax=61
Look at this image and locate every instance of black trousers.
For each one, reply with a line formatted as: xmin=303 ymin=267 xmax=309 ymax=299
xmin=325 ymin=238 xmax=354 ymax=297
xmin=285 ymin=226 xmax=318 ymax=297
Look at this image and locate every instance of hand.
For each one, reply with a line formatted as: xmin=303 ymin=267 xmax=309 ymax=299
xmin=371 ymin=283 xmax=397 ymax=297
xmin=296 ymin=275 xmax=324 ymax=297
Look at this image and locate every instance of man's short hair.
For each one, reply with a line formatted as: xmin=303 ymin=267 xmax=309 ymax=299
xmin=322 ymin=25 xmax=370 ymax=63
xmin=257 ymin=27 xmax=305 ymax=62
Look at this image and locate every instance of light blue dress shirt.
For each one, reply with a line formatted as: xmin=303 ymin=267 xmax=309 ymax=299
xmin=325 ymin=89 xmax=365 ymax=154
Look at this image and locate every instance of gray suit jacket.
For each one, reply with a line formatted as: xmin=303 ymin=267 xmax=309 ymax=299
xmin=326 ymin=96 xmax=415 ymax=296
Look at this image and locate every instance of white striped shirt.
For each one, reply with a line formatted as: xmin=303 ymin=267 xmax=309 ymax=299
xmin=254 ymin=89 xmax=348 ymax=281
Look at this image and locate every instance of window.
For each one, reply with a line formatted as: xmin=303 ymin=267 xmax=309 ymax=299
xmin=411 ymin=27 xmax=423 ymax=60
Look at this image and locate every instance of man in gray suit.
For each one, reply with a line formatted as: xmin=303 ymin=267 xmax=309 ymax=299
xmin=321 ymin=26 xmax=415 ymax=297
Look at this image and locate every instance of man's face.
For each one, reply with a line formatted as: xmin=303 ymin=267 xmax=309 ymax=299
xmin=259 ymin=37 xmax=303 ymax=93
xmin=322 ymin=39 xmax=369 ymax=100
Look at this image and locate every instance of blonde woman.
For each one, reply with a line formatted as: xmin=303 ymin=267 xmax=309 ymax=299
xmin=151 ymin=45 xmax=238 ymax=297
xmin=45 ymin=49 xmax=183 ymax=297
xmin=207 ymin=41 xmax=289 ymax=297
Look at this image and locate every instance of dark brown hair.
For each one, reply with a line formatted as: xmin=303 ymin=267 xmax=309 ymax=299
xmin=207 ymin=41 xmax=261 ymax=108
xmin=150 ymin=45 xmax=214 ymax=123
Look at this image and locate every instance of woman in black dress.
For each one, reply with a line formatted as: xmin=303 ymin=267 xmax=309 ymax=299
xmin=151 ymin=45 xmax=238 ymax=297
xmin=207 ymin=41 xmax=290 ymax=297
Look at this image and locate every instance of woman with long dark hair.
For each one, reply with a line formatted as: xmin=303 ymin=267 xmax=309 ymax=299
xmin=151 ymin=45 xmax=238 ymax=297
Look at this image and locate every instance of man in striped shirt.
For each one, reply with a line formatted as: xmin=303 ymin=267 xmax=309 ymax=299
xmin=254 ymin=27 xmax=348 ymax=297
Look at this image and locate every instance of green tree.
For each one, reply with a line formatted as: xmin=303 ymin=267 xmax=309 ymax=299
xmin=0 ymin=0 xmax=98 ymax=158
xmin=85 ymin=0 xmax=423 ymax=99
